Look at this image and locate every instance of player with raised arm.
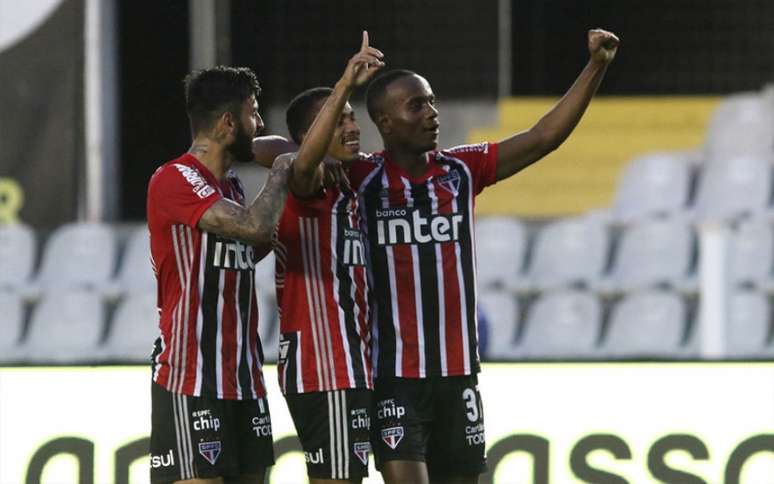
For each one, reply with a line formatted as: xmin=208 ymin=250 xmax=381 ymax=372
xmin=348 ymin=29 xmax=620 ymax=484
xmin=146 ymin=66 xmax=291 ymax=484
xmin=272 ymin=32 xmax=385 ymax=483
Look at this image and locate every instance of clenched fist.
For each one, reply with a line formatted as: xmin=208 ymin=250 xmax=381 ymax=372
xmin=588 ymin=29 xmax=619 ymax=64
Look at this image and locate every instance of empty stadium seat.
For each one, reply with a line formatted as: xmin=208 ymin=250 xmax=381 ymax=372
xmin=0 ymin=291 xmax=25 ymax=363
xmin=693 ymin=156 xmax=772 ymax=222
xmin=601 ymin=291 xmax=689 ymax=358
xmin=477 ymin=290 xmax=520 ymax=359
xmin=110 ymin=226 xmax=155 ymax=298
xmin=730 ymin=218 xmax=774 ymax=288
xmin=19 ymin=289 xmax=104 ymax=363
xmin=603 ymin=217 xmax=696 ymax=293
xmin=32 ymin=223 xmax=117 ymax=296
xmin=258 ymin=290 xmax=280 ymax=363
xmin=610 ymin=152 xmax=692 ymax=224
xmin=101 ymin=292 xmax=159 ymax=362
xmin=525 ymin=217 xmax=608 ymax=291
xmin=475 ymin=217 xmax=527 ymax=290
xmin=726 ymin=290 xmax=774 ymax=358
xmin=517 ymin=290 xmax=601 ymax=358
xmin=704 ymin=92 xmax=774 ymax=161
xmin=0 ymin=222 xmax=36 ymax=293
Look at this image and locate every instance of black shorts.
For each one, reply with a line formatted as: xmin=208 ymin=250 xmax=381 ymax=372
xmin=285 ymin=388 xmax=372 ymax=480
xmin=149 ymin=381 xmax=274 ymax=483
xmin=371 ymin=375 xmax=486 ymax=479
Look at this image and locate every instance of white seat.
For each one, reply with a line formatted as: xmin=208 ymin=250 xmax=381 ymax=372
xmin=602 ymin=291 xmax=688 ymax=358
xmin=517 ymin=290 xmax=601 ymax=358
xmin=526 ymin=217 xmax=608 ymax=291
xmin=477 ymin=290 xmax=520 ymax=359
xmin=112 ymin=226 xmax=155 ymax=298
xmin=605 ymin=218 xmax=695 ymax=293
xmin=730 ymin=218 xmax=774 ymax=288
xmin=726 ymin=290 xmax=774 ymax=358
xmin=610 ymin=152 xmax=692 ymax=224
xmin=0 ymin=223 xmax=36 ymax=292
xmin=258 ymin=290 xmax=279 ymax=363
xmin=33 ymin=223 xmax=117 ymax=296
xmin=0 ymin=292 xmax=25 ymax=362
xmin=704 ymin=93 xmax=774 ymax=161
xmin=101 ymin=292 xmax=159 ymax=362
xmin=475 ymin=217 xmax=527 ymax=290
xmin=693 ymin=156 xmax=772 ymax=222
xmin=20 ymin=290 xmax=104 ymax=363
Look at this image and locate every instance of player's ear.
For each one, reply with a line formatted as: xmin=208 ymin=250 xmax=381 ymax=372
xmin=376 ymin=112 xmax=391 ymax=134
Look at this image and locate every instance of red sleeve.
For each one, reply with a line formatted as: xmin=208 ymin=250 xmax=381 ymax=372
xmin=149 ymin=164 xmax=222 ymax=228
xmin=443 ymin=142 xmax=498 ymax=195
xmin=348 ymin=154 xmax=382 ymax=192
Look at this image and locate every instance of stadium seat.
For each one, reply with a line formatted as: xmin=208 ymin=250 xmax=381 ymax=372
xmin=101 ymin=292 xmax=159 ymax=363
xmin=258 ymin=290 xmax=280 ymax=363
xmin=601 ymin=290 xmax=689 ymax=358
xmin=609 ymin=152 xmax=693 ymax=225
xmin=0 ymin=291 xmax=25 ymax=363
xmin=477 ymin=290 xmax=520 ymax=359
xmin=32 ymin=222 xmax=117 ymax=296
xmin=729 ymin=218 xmax=774 ymax=288
xmin=704 ymin=92 xmax=774 ymax=161
xmin=517 ymin=290 xmax=601 ymax=358
xmin=19 ymin=289 xmax=104 ymax=363
xmin=110 ymin=226 xmax=155 ymax=298
xmin=725 ymin=290 xmax=774 ymax=358
xmin=524 ymin=216 xmax=608 ymax=291
xmin=602 ymin=217 xmax=696 ymax=293
xmin=693 ymin=155 xmax=772 ymax=222
xmin=0 ymin=222 xmax=36 ymax=293
xmin=475 ymin=216 xmax=527 ymax=291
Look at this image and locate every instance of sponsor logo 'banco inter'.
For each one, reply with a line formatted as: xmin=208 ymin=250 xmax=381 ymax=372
xmin=375 ymin=208 xmax=464 ymax=246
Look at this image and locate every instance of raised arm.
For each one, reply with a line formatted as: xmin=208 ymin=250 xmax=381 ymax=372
xmin=495 ymin=29 xmax=619 ymax=181
xmin=198 ymin=154 xmax=292 ymax=249
xmin=290 ymin=31 xmax=384 ymax=197
xmin=253 ymin=135 xmax=296 ymax=168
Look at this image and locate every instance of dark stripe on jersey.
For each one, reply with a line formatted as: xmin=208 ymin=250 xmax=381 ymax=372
xmin=200 ymin=235 xmax=220 ymax=395
xmin=334 ymin=191 xmax=367 ymax=387
xmin=237 ymin=269 xmax=252 ymax=396
xmin=448 ymin=159 xmax=480 ymax=373
xmin=362 ymin=167 xmax=395 ymax=374
xmin=410 ymin=179 xmax=442 ymax=374
xmin=284 ymin=332 xmax=299 ymax=394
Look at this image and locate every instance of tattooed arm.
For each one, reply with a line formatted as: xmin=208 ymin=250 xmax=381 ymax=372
xmin=198 ymin=154 xmax=292 ymax=248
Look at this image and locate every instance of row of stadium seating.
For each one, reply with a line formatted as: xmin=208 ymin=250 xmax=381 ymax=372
xmin=2 ymin=284 xmax=770 ymax=365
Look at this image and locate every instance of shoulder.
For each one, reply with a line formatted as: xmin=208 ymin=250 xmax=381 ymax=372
xmin=438 ymin=142 xmax=494 ymax=159
xmin=149 ymin=157 xmax=216 ymax=199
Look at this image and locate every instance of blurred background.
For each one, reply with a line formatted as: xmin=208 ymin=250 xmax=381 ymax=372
xmin=2 ymin=1 xmax=774 ymax=482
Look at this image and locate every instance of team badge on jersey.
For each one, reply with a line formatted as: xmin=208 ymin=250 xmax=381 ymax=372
xmin=198 ymin=441 xmax=222 ymax=465
xmin=353 ymin=441 xmax=370 ymax=465
xmin=437 ymin=170 xmax=461 ymax=196
xmin=381 ymin=427 xmax=404 ymax=450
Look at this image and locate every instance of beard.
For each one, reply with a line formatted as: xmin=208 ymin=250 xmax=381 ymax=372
xmin=227 ymin=121 xmax=255 ymax=163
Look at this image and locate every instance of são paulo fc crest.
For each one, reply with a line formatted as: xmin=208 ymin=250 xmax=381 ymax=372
xmin=198 ymin=441 xmax=222 ymax=465
xmin=437 ymin=170 xmax=461 ymax=196
xmin=353 ymin=441 xmax=371 ymax=465
xmin=381 ymin=426 xmax=404 ymax=450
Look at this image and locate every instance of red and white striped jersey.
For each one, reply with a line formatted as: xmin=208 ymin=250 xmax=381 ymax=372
xmin=350 ymin=143 xmax=499 ymax=378
xmin=274 ymin=183 xmax=372 ymax=394
xmin=147 ymin=153 xmax=268 ymax=400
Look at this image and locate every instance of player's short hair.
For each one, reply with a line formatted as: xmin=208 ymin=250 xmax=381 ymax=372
xmin=183 ymin=66 xmax=261 ymax=136
xmin=365 ymin=69 xmax=417 ymax=122
xmin=285 ymin=87 xmax=333 ymax=145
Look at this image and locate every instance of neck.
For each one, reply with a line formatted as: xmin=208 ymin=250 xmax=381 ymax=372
xmin=188 ymin=136 xmax=234 ymax=181
xmin=384 ymin=144 xmax=429 ymax=178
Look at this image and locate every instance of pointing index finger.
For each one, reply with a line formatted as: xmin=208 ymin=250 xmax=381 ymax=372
xmin=361 ymin=30 xmax=369 ymax=51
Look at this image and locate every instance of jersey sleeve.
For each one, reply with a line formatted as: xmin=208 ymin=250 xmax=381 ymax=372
xmin=444 ymin=142 xmax=498 ymax=195
xmin=348 ymin=154 xmax=382 ymax=192
xmin=149 ymin=164 xmax=222 ymax=228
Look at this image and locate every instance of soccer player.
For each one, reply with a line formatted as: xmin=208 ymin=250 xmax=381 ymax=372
xmin=264 ymin=32 xmax=385 ymax=483
xmin=349 ymin=29 xmax=620 ymax=483
xmin=146 ymin=66 xmax=291 ymax=484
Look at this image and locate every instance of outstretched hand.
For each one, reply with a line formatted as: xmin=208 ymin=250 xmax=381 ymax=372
xmin=340 ymin=31 xmax=385 ymax=90
xmin=588 ymin=28 xmax=619 ymax=64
